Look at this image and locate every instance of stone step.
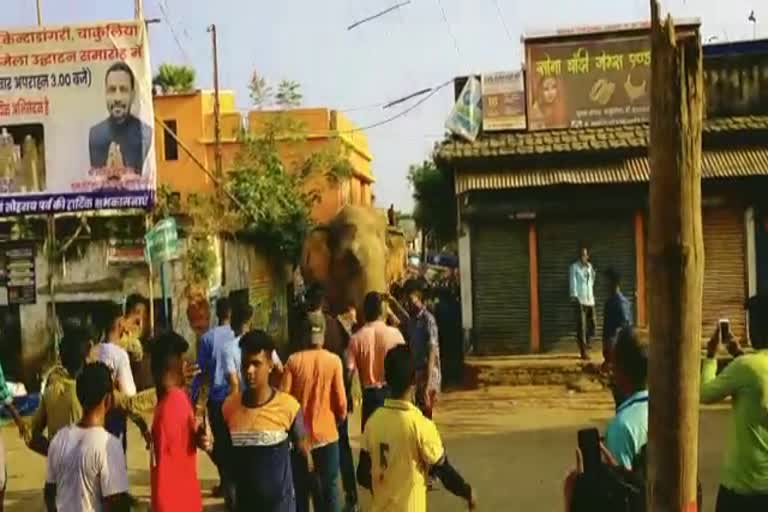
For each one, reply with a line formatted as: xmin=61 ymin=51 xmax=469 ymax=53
xmin=463 ymin=349 xmax=740 ymax=390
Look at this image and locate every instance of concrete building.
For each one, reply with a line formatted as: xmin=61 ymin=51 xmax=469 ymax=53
xmin=153 ymin=91 xmax=375 ymax=223
xmin=436 ymin=35 xmax=768 ymax=355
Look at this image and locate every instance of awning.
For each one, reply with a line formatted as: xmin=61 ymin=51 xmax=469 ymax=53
xmin=456 ymin=148 xmax=768 ymax=193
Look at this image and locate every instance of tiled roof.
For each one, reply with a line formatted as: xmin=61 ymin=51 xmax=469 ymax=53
xmin=455 ymin=147 xmax=768 ymax=193
xmin=436 ymin=116 xmax=768 ymax=161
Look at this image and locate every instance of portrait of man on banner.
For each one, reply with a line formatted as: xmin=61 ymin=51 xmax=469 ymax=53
xmin=88 ymin=61 xmax=152 ymax=176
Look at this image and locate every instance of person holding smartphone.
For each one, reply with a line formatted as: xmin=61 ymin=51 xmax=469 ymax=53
xmin=701 ymin=296 xmax=768 ymax=511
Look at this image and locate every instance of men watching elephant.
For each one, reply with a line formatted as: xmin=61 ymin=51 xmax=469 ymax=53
xmin=347 ymin=292 xmax=405 ymax=429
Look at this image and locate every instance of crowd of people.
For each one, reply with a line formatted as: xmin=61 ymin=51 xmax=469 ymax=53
xmin=0 ymin=255 xmax=763 ymax=512
xmin=564 ymin=294 xmax=768 ymax=512
xmin=0 ymin=277 xmax=474 ymax=512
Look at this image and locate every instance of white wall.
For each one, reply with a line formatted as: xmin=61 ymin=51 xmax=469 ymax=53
xmin=21 ymin=237 xmax=262 ymax=375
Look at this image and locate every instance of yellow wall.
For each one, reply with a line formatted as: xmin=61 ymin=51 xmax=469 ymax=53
xmin=155 ymin=95 xmax=374 ymax=223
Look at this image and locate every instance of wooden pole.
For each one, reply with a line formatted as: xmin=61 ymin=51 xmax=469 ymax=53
xmin=634 ymin=210 xmax=647 ymax=326
xmin=528 ymin=221 xmax=540 ymax=352
xmin=647 ymin=3 xmax=704 ymax=512
xmin=134 ymin=0 xmax=143 ymax=20
xmin=208 ymin=24 xmax=223 ymax=183
xmin=35 ymin=0 xmax=42 ymax=25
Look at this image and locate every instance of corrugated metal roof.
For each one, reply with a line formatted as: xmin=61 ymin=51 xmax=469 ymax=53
xmin=456 ymin=148 xmax=768 ymax=193
xmin=437 ymin=115 xmax=768 ymax=162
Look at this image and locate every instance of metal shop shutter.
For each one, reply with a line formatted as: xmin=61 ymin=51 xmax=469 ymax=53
xmin=471 ymin=222 xmax=530 ymax=354
xmin=703 ymin=207 xmax=746 ymax=340
xmin=538 ymin=216 xmax=637 ymax=352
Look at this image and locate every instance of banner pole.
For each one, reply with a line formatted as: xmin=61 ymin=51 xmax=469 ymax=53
xmin=145 ymin=215 xmax=155 ymax=335
xmin=160 ymin=261 xmax=170 ymax=329
xmin=36 ymin=0 xmax=42 ymax=25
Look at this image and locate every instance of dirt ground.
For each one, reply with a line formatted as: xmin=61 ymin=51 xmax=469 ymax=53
xmin=2 ymin=386 xmax=729 ymax=512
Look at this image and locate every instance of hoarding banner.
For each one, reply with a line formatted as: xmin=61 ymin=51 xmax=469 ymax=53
xmin=445 ymin=76 xmax=482 ymax=142
xmin=481 ymin=71 xmax=526 ymax=131
xmin=0 ymin=21 xmax=155 ymax=215
xmin=525 ymin=35 xmax=651 ymax=130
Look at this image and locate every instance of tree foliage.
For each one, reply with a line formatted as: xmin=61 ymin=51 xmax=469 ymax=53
xmin=248 ymin=71 xmax=273 ymax=108
xmin=276 ymin=80 xmax=303 ymax=109
xmin=153 ymin=63 xmax=196 ymax=94
xmin=226 ymin=119 xmax=315 ymax=265
xmin=408 ymin=159 xmax=457 ymax=247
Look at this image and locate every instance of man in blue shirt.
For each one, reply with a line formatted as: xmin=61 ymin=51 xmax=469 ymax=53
xmin=605 ymin=327 xmax=648 ymax=468
xmin=192 ymin=297 xmax=232 ymax=404
xmin=192 ymin=297 xmax=232 ymax=499
xmin=405 ymin=282 xmax=441 ymax=420
xmin=570 ymin=246 xmax=596 ymax=360
xmin=209 ymin=301 xmax=252 ymax=509
xmin=602 ymin=268 xmax=633 ymax=369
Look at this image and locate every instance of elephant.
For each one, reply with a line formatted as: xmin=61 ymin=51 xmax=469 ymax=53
xmin=301 ymin=205 xmax=407 ymax=316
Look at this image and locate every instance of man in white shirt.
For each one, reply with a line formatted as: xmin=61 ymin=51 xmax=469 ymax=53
xmin=45 ymin=362 xmax=131 ymax=512
xmin=96 ymin=304 xmax=136 ymax=453
xmin=570 ymin=246 xmax=596 ymax=360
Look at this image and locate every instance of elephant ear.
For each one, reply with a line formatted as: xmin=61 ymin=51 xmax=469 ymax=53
xmin=385 ymin=227 xmax=407 ymax=286
xmin=301 ymin=226 xmax=331 ymax=285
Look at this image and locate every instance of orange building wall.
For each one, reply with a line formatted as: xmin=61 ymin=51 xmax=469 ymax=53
xmin=155 ymin=96 xmax=374 ymax=223
xmin=154 ymin=92 xmax=211 ymax=198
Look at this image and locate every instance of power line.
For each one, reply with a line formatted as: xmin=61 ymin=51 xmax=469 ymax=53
xmin=435 ymin=0 xmax=462 ymax=58
xmin=339 ymin=79 xmax=453 ymax=134
xmin=348 ymin=1 xmax=412 ymax=31
xmin=491 ymin=0 xmax=515 ymax=44
xmin=154 ymin=0 xmax=192 ymax=63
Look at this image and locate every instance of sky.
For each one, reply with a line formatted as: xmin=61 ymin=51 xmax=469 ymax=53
xmin=5 ymin=0 xmax=766 ymax=211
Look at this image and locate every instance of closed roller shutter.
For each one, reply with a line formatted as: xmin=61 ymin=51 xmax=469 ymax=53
xmin=538 ymin=216 xmax=637 ymax=352
xmin=471 ymin=222 xmax=530 ymax=354
xmin=703 ymin=207 xmax=746 ymax=340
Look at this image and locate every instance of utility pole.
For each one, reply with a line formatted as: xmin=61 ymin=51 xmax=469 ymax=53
xmin=208 ymin=24 xmax=223 ymax=183
xmin=647 ymin=2 xmax=704 ymax=512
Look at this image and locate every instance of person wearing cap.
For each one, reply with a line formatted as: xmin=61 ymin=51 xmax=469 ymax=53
xmin=281 ymin=310 xmax=347 ymax=512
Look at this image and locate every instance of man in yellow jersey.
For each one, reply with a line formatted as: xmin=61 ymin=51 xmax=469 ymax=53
xmin=357 ymin=345 xmax=476 ymax=511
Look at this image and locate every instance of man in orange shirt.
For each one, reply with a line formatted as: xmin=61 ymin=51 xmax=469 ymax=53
xmin=281 ymin=311 xmax=347 ymax=512
xmin=347 ymin=292 xmax=405 ymax=429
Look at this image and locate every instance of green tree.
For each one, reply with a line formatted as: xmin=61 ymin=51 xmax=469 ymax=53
xmin=275 ymin=80 xmax=303 ymax=108
xmin=248 ymin=71 xmax=273 ymax=108
xmin=408 ymin=159 xmax=457 ymax=248
xmin=153 ymin=63 xmax=196 ymax=93
xmin=226 ymin=118 xmax=315 ymax=265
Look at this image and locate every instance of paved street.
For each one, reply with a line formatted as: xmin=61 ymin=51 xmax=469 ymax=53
xmin=3 ymin=386 xmax=729 ymax=512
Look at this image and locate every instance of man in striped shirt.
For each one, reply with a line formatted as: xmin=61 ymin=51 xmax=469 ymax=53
xmin=223 ymin=330 xmax=311 ymax=512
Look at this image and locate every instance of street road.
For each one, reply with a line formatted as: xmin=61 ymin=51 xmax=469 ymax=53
xmin=2 ymin=386 xmax=729 ymax=512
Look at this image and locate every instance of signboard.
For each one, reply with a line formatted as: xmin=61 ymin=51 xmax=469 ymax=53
xmin=0 ymin=21 xmax=155 ymax=215
xmin=107 ymin=237 xmax=145 ymax=265
xmin=525 ymin=35 xmax=651 ymax=130
xmin=144 ymin=218 xmax=177 ymax=265
xmin=481 ymin=71 xmax=526 ymax=131
xmin=0 ymin=241 xmax=36 ymax=304
xmin=445 ymin=76 xmax=482 ymax=141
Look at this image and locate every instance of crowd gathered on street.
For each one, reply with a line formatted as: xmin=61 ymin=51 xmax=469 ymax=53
xmin=0 ymin=276 xmax=476 ymax=512
xmin=0 ymin=248 xmax=762 ymax=512
xmin=564 ymin=246 xmax=768 ymax=512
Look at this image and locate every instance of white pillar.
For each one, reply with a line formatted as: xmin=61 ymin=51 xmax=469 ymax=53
xmin=458 ymin=220 xmax=472 ymax=332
